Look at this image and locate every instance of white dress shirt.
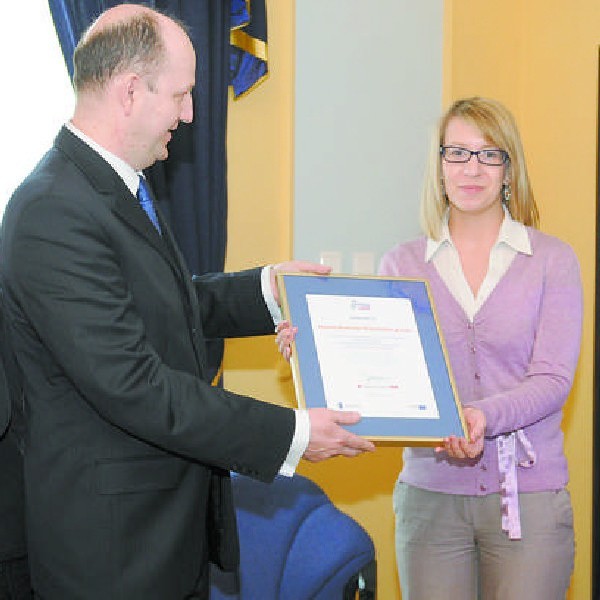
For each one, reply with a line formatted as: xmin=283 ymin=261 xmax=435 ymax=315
xmin=425 ymin=206 xmax=532 ymax=320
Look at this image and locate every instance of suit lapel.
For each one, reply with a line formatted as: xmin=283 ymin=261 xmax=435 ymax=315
xmin=158 ymin=216 xmax=204 ymax=337
xmin=55 ymin=127 xmax=188 ymax=285
xmin=112 ymin=191 xmax=185 ymax=279
xmin=105 ymin=183 xmax=205 ymax=369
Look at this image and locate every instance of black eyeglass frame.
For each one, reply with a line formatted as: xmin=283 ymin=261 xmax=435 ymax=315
xmin=439 ymin=145 xmax=509 ymax=166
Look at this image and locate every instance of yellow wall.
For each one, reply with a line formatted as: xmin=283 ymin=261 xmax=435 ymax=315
xmin=225 ymin=1 xmax=599 ymax=598
xmin=224 ymin=0 xmax=295 ymax=408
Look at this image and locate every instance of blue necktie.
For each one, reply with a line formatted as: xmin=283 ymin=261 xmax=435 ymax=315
xmin=137 ymin=176 xmax=161 ymax=234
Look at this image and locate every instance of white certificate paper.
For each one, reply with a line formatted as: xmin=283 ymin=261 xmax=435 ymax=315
xmin=306 ymin=294 xmax=439 ymax=419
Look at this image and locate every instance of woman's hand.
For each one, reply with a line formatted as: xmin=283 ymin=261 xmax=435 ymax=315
xmin=275 ymin=320 xmax=297 ymax=362
xmin=436 ymin=406 xmax=485 ymax=459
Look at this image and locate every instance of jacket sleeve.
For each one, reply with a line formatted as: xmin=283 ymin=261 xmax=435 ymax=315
xmin=476 ymin=243 xmax=583 ymax=436
xmin=3 ymin=189 xmax=295 ymax=482
xmin=192 ymin=268 xmax=274 ymax=339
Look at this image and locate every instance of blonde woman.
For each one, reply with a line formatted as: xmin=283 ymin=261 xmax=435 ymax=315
xmin=379 ymin=97 xmax=581 ymax=599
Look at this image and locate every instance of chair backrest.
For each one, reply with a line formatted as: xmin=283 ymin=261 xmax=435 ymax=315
xmin=210 ymin=473 xmax=376 ymax=600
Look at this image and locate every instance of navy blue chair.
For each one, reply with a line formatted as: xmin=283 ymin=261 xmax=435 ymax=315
xmin=210 ymin=473 xmax=376 ymax=599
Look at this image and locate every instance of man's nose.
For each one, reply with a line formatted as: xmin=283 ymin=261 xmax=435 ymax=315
xmin=180 ymin=94 xmax=194 ymax=124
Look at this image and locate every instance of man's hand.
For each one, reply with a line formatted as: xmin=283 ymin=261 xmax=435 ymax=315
xmin=435 ymin=406 xmax=485 ymax=459
xmin=304 ymin=408 xmax=375 ymax=462
xmin=270 ymin=261 xmax=331 ymax=305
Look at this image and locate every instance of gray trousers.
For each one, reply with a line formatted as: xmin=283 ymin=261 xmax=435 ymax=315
xmin=394 ymin=481 xmax=574 ymax=600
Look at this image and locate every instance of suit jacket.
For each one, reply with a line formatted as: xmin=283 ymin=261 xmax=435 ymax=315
xmin=0 ymin=419 xmax=27 ymax=564
xmin=0 ymin=288 xmax=9 ymax=438
xmin=0 ymin=289 xmax=27 ymax=562
xmin=0 ymin=349 xmax=8 ymax=438
xmin=0 ymin=127 xmax=296 ymax=599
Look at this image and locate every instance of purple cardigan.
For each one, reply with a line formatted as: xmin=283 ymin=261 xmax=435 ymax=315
xmin=378 ymin=228 xmax=582 ymax=495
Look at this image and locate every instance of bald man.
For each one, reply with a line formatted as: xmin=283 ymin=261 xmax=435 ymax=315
xmin=1 ymin=5 xmax=373 ymax=599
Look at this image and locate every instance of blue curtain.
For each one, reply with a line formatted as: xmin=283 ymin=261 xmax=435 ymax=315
xmin=48 ymin=0 xmax=236 ymax=382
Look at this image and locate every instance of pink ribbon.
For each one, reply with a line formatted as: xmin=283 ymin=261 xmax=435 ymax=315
xmin=497 ymin=429 xmax=536 ymax=540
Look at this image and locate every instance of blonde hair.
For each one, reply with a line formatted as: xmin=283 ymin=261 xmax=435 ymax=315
xmin=420 ymin=97 xmax=539 ymax=239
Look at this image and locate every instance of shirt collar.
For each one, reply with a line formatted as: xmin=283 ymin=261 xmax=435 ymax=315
xmin=65 ymin=121 xmax=141 ymax=196
xmin=425 ymin=214 xmax=452 ymax=262
xmin=425 ymin=205 xmax=532 ymax=263
xmin=497 ymin=207 xmax=532 ymax=255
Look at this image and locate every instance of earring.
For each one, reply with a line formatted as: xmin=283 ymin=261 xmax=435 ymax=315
xmin=502 ymin=182 xmax=512 ymax=203
xmin=440 ymin=177 xmax=448 ymax=203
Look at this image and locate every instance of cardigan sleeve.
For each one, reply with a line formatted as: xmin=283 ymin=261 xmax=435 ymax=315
xmin=474 ymin=242 xmax=583 ymax=437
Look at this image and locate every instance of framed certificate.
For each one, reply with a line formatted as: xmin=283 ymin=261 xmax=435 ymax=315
xmin=276 ymin=273 xmax=466 ymax=444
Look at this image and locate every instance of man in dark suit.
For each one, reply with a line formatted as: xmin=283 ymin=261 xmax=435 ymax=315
xmin=0 ymin=288 xmax=31 ymax=599
xmin=0 ymin=5 xmax=373 ymax=599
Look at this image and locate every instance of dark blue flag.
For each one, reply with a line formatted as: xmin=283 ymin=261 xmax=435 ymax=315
xmin=230 ymin=0 xmax=268 ymax=98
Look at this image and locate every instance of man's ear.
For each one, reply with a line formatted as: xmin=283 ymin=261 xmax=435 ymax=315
xmin=118 ymin=72 xmax=141 ymax=116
